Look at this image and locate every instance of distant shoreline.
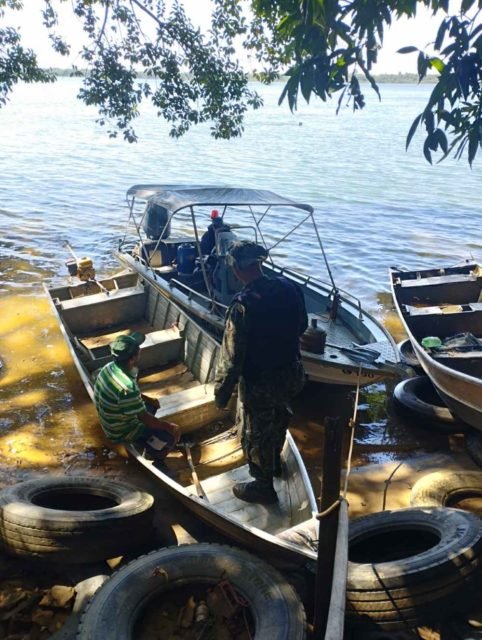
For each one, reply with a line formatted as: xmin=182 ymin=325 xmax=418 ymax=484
xmin=49 ymin=69 xmax=435 ymax=84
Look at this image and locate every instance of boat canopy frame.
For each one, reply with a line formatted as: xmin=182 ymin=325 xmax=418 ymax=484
xmin=119 ymin=185 xmax=364 ymax=318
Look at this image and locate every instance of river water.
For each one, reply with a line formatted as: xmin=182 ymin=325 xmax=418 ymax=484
xmin=0 ymin=78 xmax=480 ymax=488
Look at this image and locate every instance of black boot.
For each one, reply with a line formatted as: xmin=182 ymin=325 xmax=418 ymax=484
xmin=233 ymin=480 xmax=278 ymax=504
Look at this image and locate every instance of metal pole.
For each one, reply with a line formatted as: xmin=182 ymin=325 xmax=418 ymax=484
xmin=313 ymin=416 xmax=344 ymax=638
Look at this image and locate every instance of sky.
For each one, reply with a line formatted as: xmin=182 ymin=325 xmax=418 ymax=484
xmin=7 ymin=0 xmax=440 ymax=75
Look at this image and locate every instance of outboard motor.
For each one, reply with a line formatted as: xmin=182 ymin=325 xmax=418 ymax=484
xmin=143 ymin=202 xmax=171 ymax=240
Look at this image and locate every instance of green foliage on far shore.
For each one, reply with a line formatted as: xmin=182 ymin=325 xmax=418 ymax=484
xmin=51 ymin=68 xmax=436 ymax=85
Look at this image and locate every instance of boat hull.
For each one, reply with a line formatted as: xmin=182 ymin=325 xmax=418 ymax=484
xmin=44 ymin=272 xmax=319 ymax=569
xmin=390 ymin=264 xmax=482 ymax=432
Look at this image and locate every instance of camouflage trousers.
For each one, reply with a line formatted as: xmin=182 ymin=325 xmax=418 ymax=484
xmin=237 ymin=360 xmax=304 ymax=482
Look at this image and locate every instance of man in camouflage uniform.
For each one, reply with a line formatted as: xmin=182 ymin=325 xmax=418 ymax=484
xmin=214 ymin=241 xmax=308 ymax=504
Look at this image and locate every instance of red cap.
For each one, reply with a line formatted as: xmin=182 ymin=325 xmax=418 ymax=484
xmin=210 ymin=209 xmax=219 ymax=219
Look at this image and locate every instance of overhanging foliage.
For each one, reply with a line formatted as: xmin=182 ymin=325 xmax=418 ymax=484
xmin=1 ymin=0 xmax=480 ymax=163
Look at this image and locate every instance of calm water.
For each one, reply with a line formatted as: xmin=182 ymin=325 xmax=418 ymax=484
xmin=0 ymin=78 xmax=479 ymax=486
xmin=1 ymin=78 xmax=481 ymax=306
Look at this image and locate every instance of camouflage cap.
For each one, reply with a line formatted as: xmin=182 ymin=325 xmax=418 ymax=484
xmin=110 ymin=332 xmax=145 ymax=361
xmin=227 ymin=241 xmax=268 ymax=269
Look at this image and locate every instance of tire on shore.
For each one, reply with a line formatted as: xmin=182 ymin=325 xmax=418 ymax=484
xmin=77 ymin=543 xmax=307 ymax=639
xmin=392 ymin=375 xmax=467 ymax=432
xmin=346 ymin=507 xmax=482 ymax=630
xmin=0 ymin=477 xmax=154 ymax=563
xmin=410 ymin=471 xmax=482 ymax=510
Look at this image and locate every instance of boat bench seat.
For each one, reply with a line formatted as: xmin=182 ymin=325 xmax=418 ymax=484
xmin=398 ymin=273 xmax=480 ymax=289
xmin=155 ymin=383 xmax=233 ymax=432
xmin=395 ymin=271 xmax=482 ymax=307
xmin=59 ymin=286 xmax=147 ymax=334
xmin=80 ymin=327 xmax=183 ymax=372
xmin=405 ymin=303 xmax=482 ymax=340
xmin=406 ymin=302 xmax=482 ymax=317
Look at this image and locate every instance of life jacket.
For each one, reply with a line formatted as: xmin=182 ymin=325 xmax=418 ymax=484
xmin=234 ymin=276 xmax=305 ymax=377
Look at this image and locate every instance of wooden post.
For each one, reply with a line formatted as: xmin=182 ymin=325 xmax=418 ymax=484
xmin=312 ymin=416 xmax=344 ymax=638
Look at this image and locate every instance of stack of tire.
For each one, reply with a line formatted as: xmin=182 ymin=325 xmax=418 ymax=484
xmin=0 ymin=477 xmax=155 ymax=563
xmin=346 ymin=507 xmax=482 ymax=631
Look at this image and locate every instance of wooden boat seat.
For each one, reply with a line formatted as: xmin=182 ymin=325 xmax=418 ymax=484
xmin=58 ymin=286 xmax=147 ymax=334
xmin=78 ymin=326 xmax=183 ymax=371
xmin=405 ymin=303 xmax=482 ymax=340
xmin=155 ymin=383 xmax=231 ymax=432
xmin=395 ymin=270 xmax=482 ymax=306
xmin=398 ymin=272 xmax=480 ymax=289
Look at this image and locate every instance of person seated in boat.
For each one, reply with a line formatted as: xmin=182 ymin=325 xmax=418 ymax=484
xmin=93 ymin=332 xmax=180 ymax=472
xmin=200 ymin=209 xmax=224 ymax=256
xmin=214 ymin=241 xmax=308 ymax=505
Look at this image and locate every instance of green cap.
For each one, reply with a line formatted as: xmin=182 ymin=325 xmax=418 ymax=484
xmin=227 ymin=241 xmax=268 ymax=269
xmin=110 ymin=332 xmax=145 ymax=361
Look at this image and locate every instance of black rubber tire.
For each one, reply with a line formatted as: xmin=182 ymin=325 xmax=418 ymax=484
xmin=0 ymin=477 xmax=154 ymax=562
xmin=465 ymin=430 xmax=482 ymax=468
xmin=347 ymin=557 xmax=480 ymax=605
xmin=346 ymin=508 xmax=482 ymax=629
xmin=397 ymin=339 xmax=422 ymax=369
xmin=77 ymin=543 xmax=307 ymax=640
xmin=393 ymin=375 xmax=467 ymax=432
xmin=347 ymin=507 xmax=482 ymax=591
xmin=410 ymin=471 xmax=482 ymax=508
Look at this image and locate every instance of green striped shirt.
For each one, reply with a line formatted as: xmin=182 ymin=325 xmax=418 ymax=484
xmin=93 ymin=361 xmax=146 ymax=443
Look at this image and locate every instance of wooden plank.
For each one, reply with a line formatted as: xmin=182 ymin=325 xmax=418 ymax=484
xmin=155 ymin=383 xmax=234 ymax=432
xmin=189 ymin=465 xmax=293 ymax=534
xmin=324 ymin=499 xmax=348 ymax=640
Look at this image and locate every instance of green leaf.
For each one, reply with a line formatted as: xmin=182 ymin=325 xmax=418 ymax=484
xmin=423 ymin=138 xmax=433 ymax=164
xmin=468 ymin=128 xmax=480 ymax=166
xmin=300 ymin=64 xmax=314 ymax=102
xmin=417 ymin=51 xmax=428 ymax=79
xmin=406 ymin=113 xmax=422 ymax=150
xmin=434 ymin=20 xmax=447 ymax=51
xmin=397 ymin=46 xmax=418 ymax=54
xmin=461 ymin=0 xmax=476 ymax=14
xmin=429 ymin=57 xmax=445 ymax=73
xmin=434 ymin=128 xmax=448 ymax=154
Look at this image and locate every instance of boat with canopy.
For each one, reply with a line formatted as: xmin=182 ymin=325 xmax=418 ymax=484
xmin=115 ymin=185 xmax=401 ymax=386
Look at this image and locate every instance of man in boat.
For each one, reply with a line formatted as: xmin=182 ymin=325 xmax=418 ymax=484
xmin=93 ymin=332 xmax=180 ymax=470
xmin=214 ymin=241 xmax=308 ymax=504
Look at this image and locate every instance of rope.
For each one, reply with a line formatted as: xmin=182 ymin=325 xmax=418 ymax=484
xmin=317 ymin=498 xmax=342 ymax=519
xmin=342 ymin=363 xmax=363 ymax=499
